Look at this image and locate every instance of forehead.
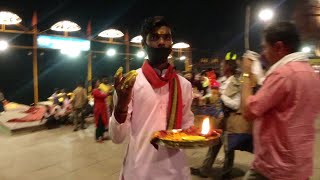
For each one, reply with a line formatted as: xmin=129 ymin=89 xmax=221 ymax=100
xmin=150 ymin=26 xmax=171 ymax=35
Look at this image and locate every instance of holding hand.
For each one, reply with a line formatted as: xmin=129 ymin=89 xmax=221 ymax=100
xmin=242 ymin=50 xmax=259 ymax=73
xmin=113 ymin=67 xmax=138 ymax=123
xmin=242 ymin=57 xmax=253 ymax=73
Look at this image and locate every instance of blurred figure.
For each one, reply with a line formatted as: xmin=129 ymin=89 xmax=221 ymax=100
xmin=200 ymin=70 xmax=210 ymax=96
xmin=0 ymin=88 xmax=5 ymax=113
xmin=99 ymin=76 xmax=112 ymax=128
xmin=71 ymin=81 xmax=88 ymax=131
xmin=192 ymin=59 xmax=253 ymax=179
xmin=44 ymin=105 xmax=59 ymax=129
xmin=242 ymin=22 xmax=320 ymax=180
xmin=51 ymin=88 xmax=60 ymax=105
xmin=183 ymin=71 xmax=194 ymax=84
xmin=206 ymin=68 xmax=220 ymax=88
xmin=60 ymin=93 xmax=73 ymax=124
xmin=58 ymin=88 xmax=66 ymax=104
xmin=193 ymin=73 xmax=202 ymax=90
xmin=92 ymin=79 xmax=108 ymax=142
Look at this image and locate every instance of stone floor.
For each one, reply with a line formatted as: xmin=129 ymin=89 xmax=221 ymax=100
xmin=0 ymin=118 xmax=319 ymax=180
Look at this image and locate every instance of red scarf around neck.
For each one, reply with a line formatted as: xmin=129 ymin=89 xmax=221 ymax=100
xmin=142 ymin=61 xmax=182 ymax=130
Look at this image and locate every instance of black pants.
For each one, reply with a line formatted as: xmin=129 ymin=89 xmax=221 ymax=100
xmin=95 ymin=116 xmax=105 ymax=140
xmin=200 ymin=135 xmax=236 ymax=177
xmin=200 ymin=131 xmax=253 ymax=177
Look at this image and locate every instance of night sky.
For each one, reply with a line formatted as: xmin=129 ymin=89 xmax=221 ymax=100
xmin=0 ymin=0 xmax=297 ymax=104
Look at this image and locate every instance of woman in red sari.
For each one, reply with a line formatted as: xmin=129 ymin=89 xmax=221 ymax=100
xmin=92 ymin=79 xmax=108 ymax=142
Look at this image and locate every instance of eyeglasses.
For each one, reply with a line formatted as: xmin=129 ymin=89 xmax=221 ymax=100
xmin=149 ymin=33 xmax=172 ymax=41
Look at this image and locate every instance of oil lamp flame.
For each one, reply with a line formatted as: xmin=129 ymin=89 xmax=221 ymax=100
xmin=201 ymin=117 xmax=210 ymax=135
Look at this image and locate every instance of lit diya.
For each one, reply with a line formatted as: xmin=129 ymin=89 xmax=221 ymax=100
xmin=151 ymin=117 xmax=222 ymax=149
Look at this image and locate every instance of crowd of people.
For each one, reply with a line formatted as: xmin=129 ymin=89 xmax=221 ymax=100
xmin=45 ymin=78 xmax=113 ymax=143
xmin=187 ymin=60 xmax=255 ymax=179
xmin=1 ymin=15 xmax=320 ymax=180
xmin=108 ymin=16 xmax=320 ymax=180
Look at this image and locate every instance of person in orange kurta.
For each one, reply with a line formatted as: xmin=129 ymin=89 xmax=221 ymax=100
xmin=92 ymin=79 xmax=108 ymax=142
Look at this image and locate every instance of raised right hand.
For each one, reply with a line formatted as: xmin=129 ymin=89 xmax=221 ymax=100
xmin=114 ymin=67 xmax=138 ymax=112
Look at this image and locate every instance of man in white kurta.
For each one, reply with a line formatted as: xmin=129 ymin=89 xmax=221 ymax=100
xmin=110 ymin=68 xmax=193 ymax=180
xmin=109 ymin=16 xmax=194 ymax=180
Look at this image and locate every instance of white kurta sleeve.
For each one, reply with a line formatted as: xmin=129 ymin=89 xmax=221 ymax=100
xmin=182 ymin=82 xmax=194 ymax=129
xmin=109 ymin=92 xmax=132 ymax=144
xmin=220 ymin=93 xmax=240 ymax=110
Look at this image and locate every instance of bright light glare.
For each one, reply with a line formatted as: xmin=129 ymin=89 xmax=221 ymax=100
xmin=51 ymin=20 xmax=81 ymax=32
xmin=37 ymin=35 xmax=90 ymax=51
xmin=201 ymin=117 xmax=210 ymax=135
xmin=131 ymin=35 xmax=143 ymax=43
xmin=301 ymin=46 xmax=312 ymax=53
xmin=106 ymin=49 xmax=116 ymax=56
xmin=172 ymin=42 xmax=190 ymax=49
xmin=0 ymin=40 xmax=8 ymax=51
xmin=136 ymin=51 xmax=145 ymax=58
xmin=98 ymin=29 xmax=124 ymax=38
xmin=60 ymin=48 xmax=80 ymax=57
xmin=0 ymin=11 xmax=22 ymax=25
xmin=179 ymin=56 xmax=186 ymax=60
xmin=259 ymin=9 xmax=274 ymax=22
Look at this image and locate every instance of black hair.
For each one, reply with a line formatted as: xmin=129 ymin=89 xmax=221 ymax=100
xmin=101 ymin=75 xmax=108 ymax=79
xmin=91 ymin=78 xmax=100 ymax=88
xmin=264 ymin=21 xmax=301 ymax=52
xmin=141 ymin=16 xmax=171 ymax=45
xmin=200 ymin=70 xmax=207 ymax=76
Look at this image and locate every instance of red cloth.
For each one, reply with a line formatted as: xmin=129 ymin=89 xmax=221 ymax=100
xmin=141 ymin=61 xmax=182 ymax=129
xmin=207 ymin=71 xmax=220 ymax=88
xmin=92 ymin=89 xmax=108 ymax=128
xmin=23 ymin=107 xmax=38 ymax=113
xmin=211 ymin=80 xmax=220 ymax=88
xmin=7 ymin=106 xmax=46 ymax=123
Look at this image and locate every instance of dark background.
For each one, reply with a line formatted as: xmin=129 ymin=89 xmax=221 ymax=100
xmin=0 ymin=0 xmax=297 ymax=104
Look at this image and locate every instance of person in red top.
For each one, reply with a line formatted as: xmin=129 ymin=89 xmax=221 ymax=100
xmin=241 ymin=22 xmax=320 ymax=180
xmin=206 ymin=68 xmax=220 ymax=88
xmin=92 ymin=79 xmax=108 ymax=142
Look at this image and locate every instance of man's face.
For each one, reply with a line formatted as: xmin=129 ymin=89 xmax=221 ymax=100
xmin=261 ymin=38 xmax=278 ymax=65
xmin=145 ymin=26 xmax=172 ymax=48
xmin=95 ymin=80 xmax=101 ymax=88
xmin=102 ymin=78 xmax=108 ymax=84
xmin=220 ymin=62 xmax=229 ymax=76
